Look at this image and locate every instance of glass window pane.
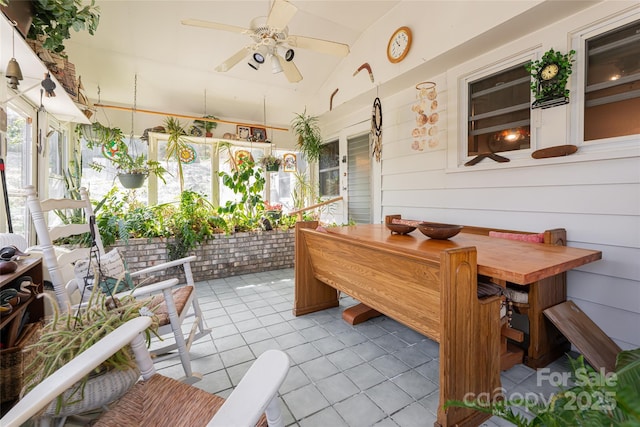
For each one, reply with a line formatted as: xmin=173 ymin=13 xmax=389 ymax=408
xmin=81 ymin=136 xmax=148 ymax=204
xmin=585 ymin=19 xmax=640 ymax=141
xmin=5 ymin=106 xmax=31 ymax=233
xmin=319 ymin=140 xmax=339 ymax=197
xmin=468 ymin=64 xmax=531 ymax=155
xmin=267 ymin=150 xmax=307 ymax=212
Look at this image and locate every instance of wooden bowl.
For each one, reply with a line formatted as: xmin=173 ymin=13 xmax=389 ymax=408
xmin=417 ymin=222 xmax=462 ymax=239
xmin=385 ymin=222 xmax=416 ymax=235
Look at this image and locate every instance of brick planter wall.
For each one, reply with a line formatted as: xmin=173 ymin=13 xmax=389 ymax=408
xmin=110 ymin=229 xmax=295 ymax=283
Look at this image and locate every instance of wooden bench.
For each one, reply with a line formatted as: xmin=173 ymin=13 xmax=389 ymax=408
xmin=386 ymin=215 xmax=570 ymax=369
xmin=294 ymin=221 xmax=503 ymax=427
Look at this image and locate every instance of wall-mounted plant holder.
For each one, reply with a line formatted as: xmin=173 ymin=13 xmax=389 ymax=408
xmin=526 ymin=48 xmax=576 ymax=110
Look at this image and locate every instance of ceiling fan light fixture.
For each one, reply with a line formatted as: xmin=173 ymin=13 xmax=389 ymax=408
xmin=284 ymin=48 xmax=294 ymax=62
xmin=271 ymin=55 xmax=283 ymax=74
xmin=253 ymin=45 xmax=269 ymax=65
xmin=253 ymin=52 xmax=266 ymax=64
xmin=248 ymin=56 xmax=262 ymax=70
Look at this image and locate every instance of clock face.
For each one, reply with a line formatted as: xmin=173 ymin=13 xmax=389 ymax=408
xmin=387 ymin=27 xmax=412 ymax=63
xmin=541 ymin=63 xmax=559 ymax=80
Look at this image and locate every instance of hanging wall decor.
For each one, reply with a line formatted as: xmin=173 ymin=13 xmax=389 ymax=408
xmin=371 ymin=97 xmax=382 ymax=162
xmin=526 ymin=48 xmax=576 ymax=109
xmin=283 ymin=153 xmax=297 ymax=172
xmin=411 ymin=82 xmax=439 ymax=151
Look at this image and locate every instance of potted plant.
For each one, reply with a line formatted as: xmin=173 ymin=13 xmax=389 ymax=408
xmin=164 ymin=117 xmax=192 ymax=192
xmin=77 ymin=123 xmax=167 ymax=189
xmin=291 ymin=109 xmax=323 ymax=163
xmin=259 ymin=154 xmax=282 ymax=172
xmin=193 ymin=115 xmax=218 ymax=137
xmin=23 ymin=290 xmax=158 ymax=417
xmin=26 ymin=0 xmax=101 ymax=55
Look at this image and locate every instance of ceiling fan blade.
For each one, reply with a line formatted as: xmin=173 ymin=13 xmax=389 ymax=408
xmin=286 ymin=35 xmax=350 ymax=57
xmin=215 ymin=47 xmax=251 ymax=72
xmin=181 ymin=18 xmax=248 ymax=34
xmin=276 ymin=55 xmax=303 ymax=83
xmin=267 ymin=0 xmax=298 ymax=30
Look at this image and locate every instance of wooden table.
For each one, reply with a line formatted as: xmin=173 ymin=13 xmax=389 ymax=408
xmin=294 ymin=222 xmax=602 ymax=426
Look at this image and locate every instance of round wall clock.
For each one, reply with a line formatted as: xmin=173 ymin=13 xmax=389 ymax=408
xmin=387 ymin=26 xmax=412 ymax=63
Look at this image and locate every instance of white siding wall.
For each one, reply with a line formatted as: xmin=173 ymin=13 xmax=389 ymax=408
xmin=322 ymin=2 xmax=640 ymax=349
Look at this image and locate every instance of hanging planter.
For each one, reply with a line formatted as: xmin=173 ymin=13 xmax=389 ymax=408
xmin=117 ymin=173 xmax=147 ymax=189
xmin=259 ymin=154 xmax=282 ymax=172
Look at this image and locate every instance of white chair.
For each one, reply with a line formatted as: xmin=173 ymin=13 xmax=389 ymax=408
xmin=1 ymin=317 xmax=290 ymax=427
xmin=24 ymin=185 xmax=213 ymax=384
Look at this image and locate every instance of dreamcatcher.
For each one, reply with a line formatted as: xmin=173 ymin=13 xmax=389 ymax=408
xmin=371 ymin=97 xmax=382 ymax=162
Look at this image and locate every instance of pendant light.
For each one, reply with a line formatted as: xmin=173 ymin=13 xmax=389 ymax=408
xmin=5 ymin=20 xmax=24 ymax=90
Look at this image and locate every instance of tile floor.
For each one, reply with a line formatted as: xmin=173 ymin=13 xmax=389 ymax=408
xmin=154 ymin=268 xmax=568 ymax=427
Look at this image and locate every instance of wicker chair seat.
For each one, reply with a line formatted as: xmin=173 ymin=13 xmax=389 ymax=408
xmin=145 ymin=286 xmax=193 ymax=327
xmin=94 ymin=374 xmax=268 ymax=427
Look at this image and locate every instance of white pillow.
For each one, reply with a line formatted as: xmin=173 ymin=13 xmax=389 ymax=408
xmin=73 ymin=248 xmax=133 ymax=301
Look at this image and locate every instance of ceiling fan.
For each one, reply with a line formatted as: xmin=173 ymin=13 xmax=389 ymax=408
xmin=181 ymin=0 xmax=350 ymax=83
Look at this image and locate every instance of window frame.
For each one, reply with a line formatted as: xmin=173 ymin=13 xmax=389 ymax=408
xmin=458 ymin=49 xmax=537 ymax=167
xmin=570 ymin=9 xmax=640 ymax=148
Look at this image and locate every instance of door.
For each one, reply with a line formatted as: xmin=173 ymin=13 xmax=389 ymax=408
xmin=347 ymin=133 xmax=371 ymax=224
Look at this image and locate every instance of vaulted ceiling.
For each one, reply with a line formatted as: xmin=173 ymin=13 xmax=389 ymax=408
xmin=64 ymin=1 xmax=399 ymax=129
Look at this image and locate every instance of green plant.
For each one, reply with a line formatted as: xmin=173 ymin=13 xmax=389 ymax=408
xmin=77 ymin=123 xmax=167 ymax=183
xmin=193 ymin=115 xmax=218 ymax=135
xmin=291 ymin=109 xmax=323 ymax=163
xmin=24 ymin=290 xmax=158 ymax=414
xmin=28 ymin=0 xmax=101 ymax=54
xmin=218 ymin=158 xmax=266 ymax=232
xmin=259 ymin=154 xmax=282 ymax=171
xmin=164 ymin=117 xmax=191 ymax=192
xmin=445 ymin=349 xmax=640 ymax=426
xmin=165 ymin=190 xmax=226 ymax=260
xmin=291 ymin=169 xmax=316 ymax=210
xmin=525 ymin=48 xmax=576 ymax=101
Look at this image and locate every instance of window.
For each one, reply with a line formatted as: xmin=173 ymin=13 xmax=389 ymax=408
xmin=48 ymin=127 xmax=66 ymax=199
xmin=584 ymin=19 xmax=640 ymax=141
xmin=468 ymin=63 xmax=531 ymax=156
xmin=80 ymin=136 xmax=149 ymax=204
xmin=318 ymin=140 xmax=339 ymax=197
xmin=4 ymin=105 xmax=32 ymax=233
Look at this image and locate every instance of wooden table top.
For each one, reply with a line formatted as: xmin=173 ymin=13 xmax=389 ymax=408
xmin=310 ymin=224 xmax=602 ymax=285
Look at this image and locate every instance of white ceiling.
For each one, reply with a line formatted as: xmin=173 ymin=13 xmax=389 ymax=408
xmin=63 ymin=0 xmax=399 ymax=129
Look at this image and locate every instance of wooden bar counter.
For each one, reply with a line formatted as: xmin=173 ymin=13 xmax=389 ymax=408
xmin=294 ymin=221 xmax=602 ymax=427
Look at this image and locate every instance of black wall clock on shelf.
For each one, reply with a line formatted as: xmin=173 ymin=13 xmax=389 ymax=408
xmin=526 ymin=48 xmax=576 ymax=109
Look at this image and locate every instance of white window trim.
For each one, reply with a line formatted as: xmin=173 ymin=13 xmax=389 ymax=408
xmin=569 ymin=8 xmax=640 ymax=153
xmin=451 ymin=48 xmax=537 ymax=170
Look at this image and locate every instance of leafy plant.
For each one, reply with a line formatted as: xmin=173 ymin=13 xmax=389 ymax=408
xmin=24 ymin=290 xmax=158 ymax=414
xmin=193 ymin=115 xmax=218 ymax=135
xmin=259 ymin=154 xmax=282 ymax=171
xmin=445 ymin=349 xmax=640 ymax=426
xmin=218 ymin=158 xmax=266 ymax=232
xmin=525 ymin=48 xmax=576 ymax=101
xmin=28 ymin=0 xmax=101 ymax=54
xmin=77 ymin=123 xmax=167 ymax=182
xmin=291 ymin=109 xmax=323 ymax=163
xmin=164 ymin=117 xmax=191 ymax=192
xmin=165 ymin=190 xmax=226 ymax=260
